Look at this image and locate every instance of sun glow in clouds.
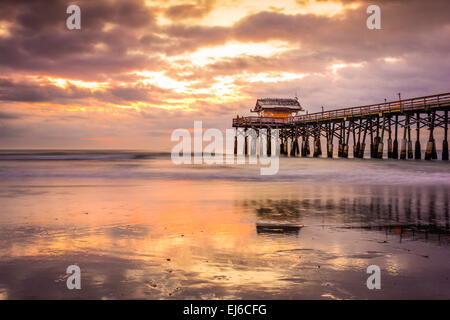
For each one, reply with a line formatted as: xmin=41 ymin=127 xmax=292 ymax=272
xmin=135 ymin=71 xmax=198 ymax=92
xmin=45 ymin=77 xmax=108 ymax=89
xmin=153 ymin=0 xmax=358 ymax=27
xmin=168 ymin=41 xmax=297 ymax=66
xmin=246 ymin=72 xmax=307 ymax=83
xmin=329 ymin=62 xmax=364 ymax=74
xmin=383 ymin=57 xmax=402 ymax=63
xmin=0 ymin=21 xmax=13 ymax=37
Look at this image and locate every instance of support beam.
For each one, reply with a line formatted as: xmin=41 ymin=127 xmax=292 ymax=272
xmin=327 ymin=122 xmax=334 ymax=158
xmin=352 ymin=120 xmax=357 ymax=158
xmin=280 ymin=132 xmax=285 ymax=156
xmin=338 ymin=121 xmax=344 ymax=157
xmin=415 ymin=112 xmax=421 ymax=159
xmin=233 ymin=129 xmax=238 ymax=155
xmin=387 ymin=117 xmax=393 ymax=158
xmin=291 ymin=128 xmax=298 ymax=157
xmin=359 ymin=119 xmax=369 ymax=159
xmin=249 ymin=130 xmax=257 ymax=157
xmin=407 ymin=116 xmax=413 ymax=159
xmin=373 ymin=116 xmax=380 ymax=158
xmin=356 ymin=118 xmax=362 ymax=158
xmin=443 ymin=110 xmax=449 ymax=161
xmin=343 ymin=120 xmax=350 ymax=158
xmin=392 ymin=115 xmax=399 ymax=159
xmin=306 ymin=132 xmax=311 ymax=156
xmin=377 ymin=115 xmax=385 ymax=159
xmin=313 ymin=124 xmax=322 ymax=157
xmin=400 ymin=115 xmax=409 ymax=160
xmin=425 ymin=111 xmax=437 ymax=160
xmin=369 ymin=118 xmax=374 ymax=158
xmin=244 ymin=128 xmax=248 ymax=156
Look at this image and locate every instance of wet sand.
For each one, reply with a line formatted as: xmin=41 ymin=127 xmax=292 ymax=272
xmin=0 ymin=152 xmax=449 ymax=299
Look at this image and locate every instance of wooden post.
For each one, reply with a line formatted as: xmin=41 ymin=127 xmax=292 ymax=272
xmin=301 ymin=132 xmax=307 ymax=157
xmin=400 ymin=114 xmax=408 ymax=160
xmin=407 ymin=115 xmax=413 ymax=159
xmin=443 ymin=110 xmax=449 ymax=160
xmin=313 ymin=124 xmax=322 ymax=157
xmin=352 ymin=120 xmax=357 ymax=158
xmin=369 ymin=118 xmax=374 ymax=158
xmin=250 ymin=129 xmax=257 ymax=157
xmin=387 ymin=117 xmax=393 ymax=158
xmin=373 ymin=116 xmax=380 ymax=158
xmin=343 ymin=120 xmax=350 ymax=158
xmin=259 ymin=129 xmax=264 ymax=158
xmin=318 ymin=124 xmax=322 ymax=157
xmin=244 ymin=128 xmax=248 ymax=156
xmin=359 ymin=119 xmax=368 ymax=158
xmin=284 ymin=136 xmax=288 ymax=155
xmin=327 ymin=122 xmax=334 ymax=158
xmin=291 ymin=127 xmax=298 ymax=157
xmin=378 ymin=115 xmax=385 ymax=159
xmin=266 ymin=128 xmax=271 ymax=156
xmin=233 ymin=128 xmax=238 ymax=155
xmin=306 ymin=130 xmax=311 ymax=156
xmin=356 ymin=118 xmax=362 ymax=158
xmin=425 ymin=111 xmax=437 ymax=160
xmin=338 ymin=121 xmax=344 ymax=157
xmin=415 ymin=112 xmax=421 ymax=159
xmin=392 ymin=115 xmax=399 ymax=159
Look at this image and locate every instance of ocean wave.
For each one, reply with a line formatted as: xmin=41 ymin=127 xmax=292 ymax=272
xmin=0 ymin=151 xmax=170 ymax=161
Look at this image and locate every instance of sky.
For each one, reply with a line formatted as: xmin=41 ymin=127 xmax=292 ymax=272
xmin=0 ymin=0 xmax=449 ymax=150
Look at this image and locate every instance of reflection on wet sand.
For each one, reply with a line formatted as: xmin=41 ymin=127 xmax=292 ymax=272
xmin=244 ymin=185 xmax=449 ymax=228
xmin=342 ymin=224 xmax=450 ymax=246
xmin=256 ymin=223 xmax=303 ymax=235
xmin=0 ymin=176 xmax=449 ymax=299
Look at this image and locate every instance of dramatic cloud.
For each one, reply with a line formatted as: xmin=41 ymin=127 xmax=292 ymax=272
xmin=0 ymin=0 xmax=449 ymax=149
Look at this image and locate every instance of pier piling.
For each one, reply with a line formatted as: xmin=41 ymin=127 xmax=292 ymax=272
xmin=392 ymin=115 xmax=399 ymax=159
xmin=443 ymin=111 xmax=449 ymax=160
xmin=400 ymin=115 xmax=409 ymax=160
xmin=359 ymin=120 xmax=368 ymax=159
xmin=377 ymin=116 xmax=385 ymax=158
xmin=233 ymin=129 xmax=238 ymax=155
xmin=407 ymin=116 xmax=413 ymax=159
xmin=415 ymin=112 xmax=421 ymax=159
xmin=387 ymin=117 xmax=393 ymax=158
xmin=244 ymin=128 xmax=248 ymax=156
xmin=425 ymin=111 xmax=437 ymax=160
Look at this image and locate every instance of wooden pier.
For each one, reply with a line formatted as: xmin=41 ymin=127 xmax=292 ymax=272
xmin=232 ymin=92 xmax=450 ymax=160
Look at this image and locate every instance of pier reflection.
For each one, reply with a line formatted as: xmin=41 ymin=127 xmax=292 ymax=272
xmin=239 ymin=185 xmax=450 ymax=243
xmin=256 ymin=223 xmax=303 ymax=235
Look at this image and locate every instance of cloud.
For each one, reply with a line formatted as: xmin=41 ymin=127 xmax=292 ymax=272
xmin=0 ymin=0 xmax=449 ymax=149
xmin=164 ymin=0 xmax=217 ymax=20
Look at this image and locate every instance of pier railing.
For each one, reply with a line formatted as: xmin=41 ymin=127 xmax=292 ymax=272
xmin=232 ymin=92 xmax=450 ymax=127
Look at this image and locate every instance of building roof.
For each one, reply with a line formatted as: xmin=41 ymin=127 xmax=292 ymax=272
xmin=253 ymin=98 xmax=303 ymax=112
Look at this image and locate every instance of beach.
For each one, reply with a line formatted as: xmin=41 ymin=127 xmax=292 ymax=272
xmin=0 ymin=151 xmax=449 ymax=299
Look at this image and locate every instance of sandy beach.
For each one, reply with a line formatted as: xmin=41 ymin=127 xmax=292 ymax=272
xmin=0 ymin=151 xmax=449 ymax=299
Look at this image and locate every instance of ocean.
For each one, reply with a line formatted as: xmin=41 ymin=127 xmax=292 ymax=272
xmin=0 ymin=150 xmax=449 ymax=299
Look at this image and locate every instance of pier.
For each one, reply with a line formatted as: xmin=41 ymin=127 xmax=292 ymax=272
xmin=232 ymin=92 xmax=450 ymax=160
